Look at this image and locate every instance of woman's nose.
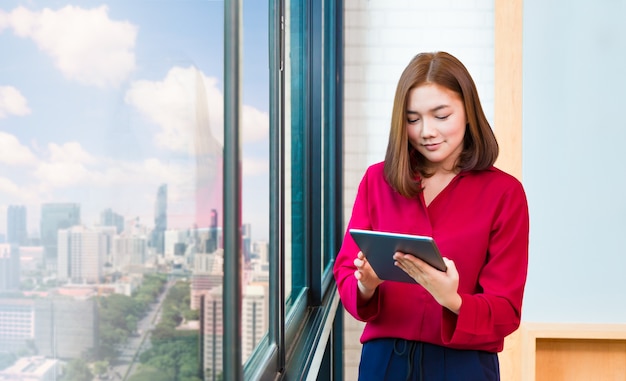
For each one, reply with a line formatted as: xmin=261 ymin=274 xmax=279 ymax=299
xmin=421 ymin=118 xmax=435 ymax=137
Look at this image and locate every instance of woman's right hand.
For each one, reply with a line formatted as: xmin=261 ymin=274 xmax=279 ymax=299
xmin=354 ymin=251 xmax=383 ymax=301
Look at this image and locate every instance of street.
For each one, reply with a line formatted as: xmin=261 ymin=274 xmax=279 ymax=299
xmin=106 ymin=279 xmax=174 ymax=381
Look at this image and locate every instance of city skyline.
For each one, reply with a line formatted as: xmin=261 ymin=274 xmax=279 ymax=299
xmin=0 ymin=2 xmax=271 ymax=379
xmin=3 ymin=185 xmax=262 ymax=245
xmin=0 ymin=1 xmax=270 ymax=242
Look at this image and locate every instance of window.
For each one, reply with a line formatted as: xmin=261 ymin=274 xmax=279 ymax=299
xmin=242 ymin=0 xmax=344 ymax=379
xmin=0 ymin=1 xmax=343 ymax=380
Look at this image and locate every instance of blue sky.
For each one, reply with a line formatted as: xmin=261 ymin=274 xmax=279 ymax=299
xmin=0 ymin=1 xmax=270 ymax=241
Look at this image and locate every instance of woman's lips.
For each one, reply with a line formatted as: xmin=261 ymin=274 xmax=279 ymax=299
xmin=423 ymin=142 xmax=442 ymax=151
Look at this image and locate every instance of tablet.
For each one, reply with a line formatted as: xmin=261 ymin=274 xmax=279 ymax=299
xmin=349 ymin=228 xmax=447 ymax=284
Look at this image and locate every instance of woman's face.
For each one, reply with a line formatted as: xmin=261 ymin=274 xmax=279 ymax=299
xmin=405 ymin=83 xmax=467 ymax=173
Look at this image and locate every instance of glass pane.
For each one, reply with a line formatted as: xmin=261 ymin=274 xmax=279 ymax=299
xmin=284 ymin=0 xmax=294 ymax=310
xmin=241 ymin=0 xmax=270 ymax=366
xmin=0 ymin=2 xmax=225 ymax=380
xmin=285 ymin=0 xmax=305 ymax=310
xmin=322 ymin=0 xmax=336 ymax=272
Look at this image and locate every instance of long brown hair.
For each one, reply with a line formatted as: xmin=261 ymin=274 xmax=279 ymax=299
xmin=383 ymin=51 xmax=499 ymax=198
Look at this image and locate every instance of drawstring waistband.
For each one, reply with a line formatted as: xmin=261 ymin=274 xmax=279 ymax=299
xmin=393 ymin=339 xmax=424 ymax=381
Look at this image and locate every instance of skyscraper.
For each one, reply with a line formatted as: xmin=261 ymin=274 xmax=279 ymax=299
xmin=208 ymin=209 xmax=219 ymax=253
xmin=57 ymin=226 xmax=104 ymax=284
xmin=0 ymin=244 xmax=20 ymax=291
xmin=152 ymin=184 xmax=167 ymax=255
xmin=100 ymin=208 xmax=125 ymax=234
xmin=40 ymin=203 xmax=80 ymax=270
xmin=7 ymin=205 xmax=27 ymax=245
xmin=241 ymin=223 xmax=251 ymax=262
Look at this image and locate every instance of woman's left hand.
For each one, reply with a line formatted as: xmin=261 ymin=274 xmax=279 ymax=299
xmin=393 ymin=253 xmax=462 ymax=314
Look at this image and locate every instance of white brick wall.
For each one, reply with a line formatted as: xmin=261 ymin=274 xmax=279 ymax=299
xmin=342 ymin=1 xmax=495 ymax=379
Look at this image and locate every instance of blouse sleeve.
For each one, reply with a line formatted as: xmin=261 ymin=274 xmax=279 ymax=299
xmin=441 ymin=179 xmax=530 ymax=348
xmin=333 ymin=167 xmax=382 ymax=322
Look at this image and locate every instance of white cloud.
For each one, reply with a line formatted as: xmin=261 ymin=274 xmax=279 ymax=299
xmin=0 ymin=131 xmax=37 ymax=165
xmin=4 ymin=5 xmax=137 ymax=88
xmin=31 ymin=141 xmax=194 ymax=203
xmin=34 ymin=160 xmax=97 ymax=189
xmin=31 ymin=141 xmax=99 ymax=188
xmin=0 ymin=86 xmax=30 ymax=118
xmin=0 ymin=176 xmax=20 ymax=196
xmin=243 ymin=156 xmax=269 ymax=176
xmin=48 ymin=141 xmax=96 ymax=164
xmin=242 ymin=104 xmax=269 ymax=143
xmin=125 ymin=66 xmax=223 ymax=154
xmin=98 ymin=157 xmax=191 ymax=191
xmin=0 ymin=10 xmax=8 ymax=31
xmin=125 ymin=66 xmax=269 ymax=154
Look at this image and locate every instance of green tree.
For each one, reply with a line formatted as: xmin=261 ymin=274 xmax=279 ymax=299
xmin=125 ymin=314 xmax=138 ymax=334
xmin=182 ymin=308 xmax=199 ymax=321
xmin=98 ymin=323 xmax=127 ymax=359
xmin=127 ymin=365 xmax=172 ymax=381
xmin=138 ymin=280 xmax=202 ymax=380
xmin=96 ymin=275 xmax=167 ymax=361
xmin=62 ymin=359 xmax=93 ymax=381
xmin=92 ymin=360 xmax=109 ymax=377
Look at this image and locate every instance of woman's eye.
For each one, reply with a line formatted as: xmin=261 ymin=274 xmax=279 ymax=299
xmin=436 ymin=115 xmax=450 ymax=120
xmin=407 ymin=117 xmax=419 ymax=123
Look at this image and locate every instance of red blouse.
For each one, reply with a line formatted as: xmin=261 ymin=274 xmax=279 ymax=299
xmin=333 ymin=162 xmax=529 ymax=352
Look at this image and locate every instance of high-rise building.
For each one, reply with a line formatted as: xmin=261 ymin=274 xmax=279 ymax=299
xmin=201 ymin=287 xmax=223 ymax=380
xmin=152 ymin=184 xmax=167 ymax=254
xmin=112 ymin=233 xmax=147 ymax=271
xmin=57 ymin=226 xmax=105 ymax=284
xmin=0 ymin=244 xmax=20 ymax=291
xmin=200 ymin=284 xmax=266 ymax=379
xmin=100 ymin=208 xmax=125 ymax=234
xmin=191 ymin=226 xmax=223 ymax=256
xmin=40 ymin=203 xmax=80 ymax=270
xmin=190 ymin=272 xmax=222 ymax=310
xmin=34 ymin=291 xmax=98 ymax=359
xmin=0 ymin=293 xmax=97 ymax=358
xmin=164 ymin=229 xmax=189 ymax=260
xmin=252 ymin=240 xmax=269 ymax=263
xmin=242 ymin=285 xmax=266 ymax=362
xmin=94 ymin=225 xmax=117 ymax=269
xmin=208 ymin=209 xmax=219 ymax=253
xmin=241 ymin=223 xmax=251 ymax=262
xmin=0 ymin=298 xmax=33 ymax=353
xmin=191 ymin=249 xmax=223 ymax=310
xmin=7 ymin=205 xmax=27 ymax=245
xmin=19 ymin=246 xmax=45 ymax=272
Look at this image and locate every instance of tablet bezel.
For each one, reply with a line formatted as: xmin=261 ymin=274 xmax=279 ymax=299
xmin=349 ymin=228 xmax=447 ymax=284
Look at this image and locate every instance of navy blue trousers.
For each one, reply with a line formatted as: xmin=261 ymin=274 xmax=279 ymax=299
xmin=358 ymin=339 xmax=500 ymax=381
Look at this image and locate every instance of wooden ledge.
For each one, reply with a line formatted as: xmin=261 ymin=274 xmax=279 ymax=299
xmin=521 ymin=322 xmax=626 ymax=381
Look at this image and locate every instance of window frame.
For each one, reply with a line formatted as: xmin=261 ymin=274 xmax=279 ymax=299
xmin=238 ymin=0 xmax=345 ymax=379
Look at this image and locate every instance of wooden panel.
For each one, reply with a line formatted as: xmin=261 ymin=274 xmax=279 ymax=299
xmin=494 ymin=0 xmax=523 ymax=181
xmin=494 ymin=1 xmax=523 ymax=379
xmin=521 ymin=323 xmax=626 ymax=381
xmin=499 ymin=329 xmax=521 ymax=381
xmin=536 ymin=339 xmax=626 ymax=381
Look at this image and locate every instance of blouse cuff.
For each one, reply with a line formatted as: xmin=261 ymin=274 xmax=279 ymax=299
xmin=355 ymin=285 xmax=381 ymax=321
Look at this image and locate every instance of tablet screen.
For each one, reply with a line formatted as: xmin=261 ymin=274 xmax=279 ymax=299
xmin=349 ymin=229 xmax=447 ymax=284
